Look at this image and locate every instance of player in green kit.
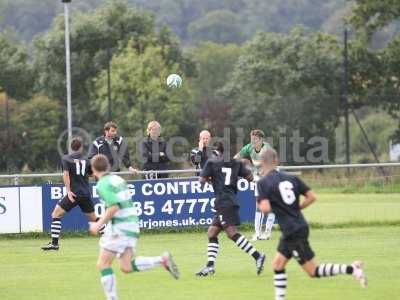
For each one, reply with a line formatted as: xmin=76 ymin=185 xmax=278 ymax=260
xmin=235 ymin=129 xmax=275 ymax=241
xmin=89 ymin=154 xmax=179 ymax=300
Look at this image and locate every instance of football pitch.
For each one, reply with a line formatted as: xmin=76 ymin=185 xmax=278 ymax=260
xmin=1 ymin=225 xmax=399 ymax=300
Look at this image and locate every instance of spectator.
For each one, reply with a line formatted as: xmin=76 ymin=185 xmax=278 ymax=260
xmin=190 ymin=130 xmax=212 ymax=169
xmin=140 ymin=121 xmax=169 ymax=179
xmin=88 ymin=121 xmax=136 ymax=173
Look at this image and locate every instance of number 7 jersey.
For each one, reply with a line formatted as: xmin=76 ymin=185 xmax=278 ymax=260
xmin=200 ymin=157 xmax=251 ymax=209
xmin=257 ymin=170 xmax=311 ymax=238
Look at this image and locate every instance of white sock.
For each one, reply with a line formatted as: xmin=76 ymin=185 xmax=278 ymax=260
xmin=132 ymin=256 xmax=162 ymax=272
xmin=265 ymin=213 xmax=275 ymax=235
xmin=254 ymin=211 xmax=263 ymax=237
xmin=100 ymin=269 xmax=118 ymax=300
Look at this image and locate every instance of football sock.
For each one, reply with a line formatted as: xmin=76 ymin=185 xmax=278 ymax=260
xmin=206 ymin=237 xmax=219 ymax=267
xmin=265 ymin=213 xmax=275 ymax=235
xmin=231 ymin=233 xmax=260 ymax=260
xmin=100 ymin=268 xmax=118 ymax=300
xmin=255 ymin=209 xmax=263 ymax=237
xmin=51 ymin=218 xmax=61 ymax=245
xmin=314 ymin=264 xmax=353 ymax=277
xmin=131 ymin=256 xmax=162 ymax=272
xmin=274 ymin=269 xmax=287 ymax=300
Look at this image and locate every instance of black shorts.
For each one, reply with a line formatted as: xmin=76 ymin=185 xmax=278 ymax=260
xmin=58 ymin=195 xmax=95 ymax=214
xmin=211 ymin=206 xmax=241 ymax=228
xmin=277 ymin=227 xmax=315 ymax=265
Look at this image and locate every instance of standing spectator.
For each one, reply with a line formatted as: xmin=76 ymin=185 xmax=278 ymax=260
xmin=190 ymin=130 xmax=212 ymax=169
xmin=140 ymin=121 xmax=169 ymax=179
xmin=88 ymin=121 xmax=136 ymax=173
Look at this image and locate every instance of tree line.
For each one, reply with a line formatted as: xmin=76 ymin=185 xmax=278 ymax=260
xmin=0 ymin=0 xmax=399 ymax=172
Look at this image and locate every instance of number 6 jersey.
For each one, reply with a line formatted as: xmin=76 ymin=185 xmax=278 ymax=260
xmin=257 ymin=170 xmax=310 ymax=238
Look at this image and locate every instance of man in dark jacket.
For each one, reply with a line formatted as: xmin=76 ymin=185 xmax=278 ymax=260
xmin=140 ymin=121 xmax=169 ymax=179
xmin=88 ymin=122 xmax=136 ymax=173
xmin=190 ymin=130 xmax=212 ymax=170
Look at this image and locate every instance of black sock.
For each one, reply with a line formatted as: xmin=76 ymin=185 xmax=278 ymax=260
xmin=51 ymin=218 xmax=61 ymax=245
xmin=231 ymin=233 xmax=260 ymax=260
xmin=274 ymin=269 xmax=287 ymax=300
xmin=314 ymin=264 xmax=354 ymax=278
xmin=207 ymin=237 xmax=219 ymax=267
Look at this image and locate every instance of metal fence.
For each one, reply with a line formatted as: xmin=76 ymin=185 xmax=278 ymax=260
xmin=0 ymin=162 xmax=399 ymax=186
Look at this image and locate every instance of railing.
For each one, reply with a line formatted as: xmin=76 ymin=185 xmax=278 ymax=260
xmin=0 ymin=162 xmax=399 ymax=185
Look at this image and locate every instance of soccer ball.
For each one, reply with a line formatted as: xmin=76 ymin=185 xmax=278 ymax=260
xmin=166 ymin=74 xmax=182 ymax=88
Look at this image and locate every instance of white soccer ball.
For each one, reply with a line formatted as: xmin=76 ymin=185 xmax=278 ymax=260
xmin=166 ymin=74 xmax=182 ymax=88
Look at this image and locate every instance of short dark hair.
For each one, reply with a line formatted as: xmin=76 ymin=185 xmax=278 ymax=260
xmin=91 ymin=154 xmax=110 ymax=172
xmin=70 ymin=137 xmax=82 ymax=152
xmin=250 ymin=129 xmax=265 ymax=139
xmin=213 ymin=141 xmax=224 ymax=154
xmin=104 ymin=121 xmax=118 ymax=131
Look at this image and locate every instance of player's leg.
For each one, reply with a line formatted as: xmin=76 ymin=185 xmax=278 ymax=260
xmin=272 ymin=252 xmax=290 ymax=300
xmin=97 ymin=249 xmax=118 ymax=300
xmin=263 ymin=212 xmax=275 ymax=240
xmin=196 ymin=223 xmax=221 ymax=277
xmin=290 ymin=229 xmax=367 ymax=287
xmin=118 ymin=247 xmax=179 ymax=279
xmin=301 ymin=258 xmax=367 ymax=287
xmin=41 ymin=196 xmax=76 ymax=250
xmin=224 ymin=216 xmax=266 ymax=275
xmin=252 ymin=206 xmax=264 ymax=241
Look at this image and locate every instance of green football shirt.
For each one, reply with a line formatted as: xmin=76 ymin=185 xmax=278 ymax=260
xmin=238 ymin=142 xmax=272 ymax=176
xmin=96 ymin=174 xmax=139 ymax=238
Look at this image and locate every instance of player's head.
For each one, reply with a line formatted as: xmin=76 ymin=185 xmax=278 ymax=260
xmin=91 ymin=154 xmax=110 ymax=179
xmin=212 ymin=141 xmax=224 ymax=157
xmin=70 ymin=137 xmax=83 ymax=153
xmin=147 ymin=121 xmax=161 ymax=139
xmin=104 ymin=121 xmax=118 ymax=139
xmin=250 ymin=129 xmax=265 ymax=149
xmin=260 ymin=148 xmax=279 ymax=172
xmin=199 ymin=130 xmax=211 ymax=146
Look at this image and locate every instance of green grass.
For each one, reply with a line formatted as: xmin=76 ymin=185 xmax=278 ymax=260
xmin=1 ymin=226 xmax=399 ymax=300
xmin=305 ymin=193 xmax=400 ymax=224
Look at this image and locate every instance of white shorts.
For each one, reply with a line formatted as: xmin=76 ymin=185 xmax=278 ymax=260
xmin=100 ymin=234 xmax=138 ymax=256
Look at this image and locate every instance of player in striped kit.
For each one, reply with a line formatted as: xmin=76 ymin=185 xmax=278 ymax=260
xmin=257 ymin=149 xmax=367 ymax=300
xmin=88 ymin=154 xmax=179 ymax=300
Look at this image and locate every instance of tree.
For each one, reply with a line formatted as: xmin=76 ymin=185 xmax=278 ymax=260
xmin=188 ymin=10 xmax=245 ymax=44
xmin=17 ymin=95 xmax=63 ymax=170
xmin=92 ymin=41 xmax=196 ymax=149
xmin=350 ymin=0 xmax=400 ymax=37
xmin=33 ymin=0 xmax=194 ymax=133
xmin=187 ymin=42 xmax=242 ymax=133
xmin=349 ymin=0 xmax=400 ymax=140
xmin=224 ymin=28 xmax=343 ymax=163
xmin=0 ymin=32 xmax=33 ymax=100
